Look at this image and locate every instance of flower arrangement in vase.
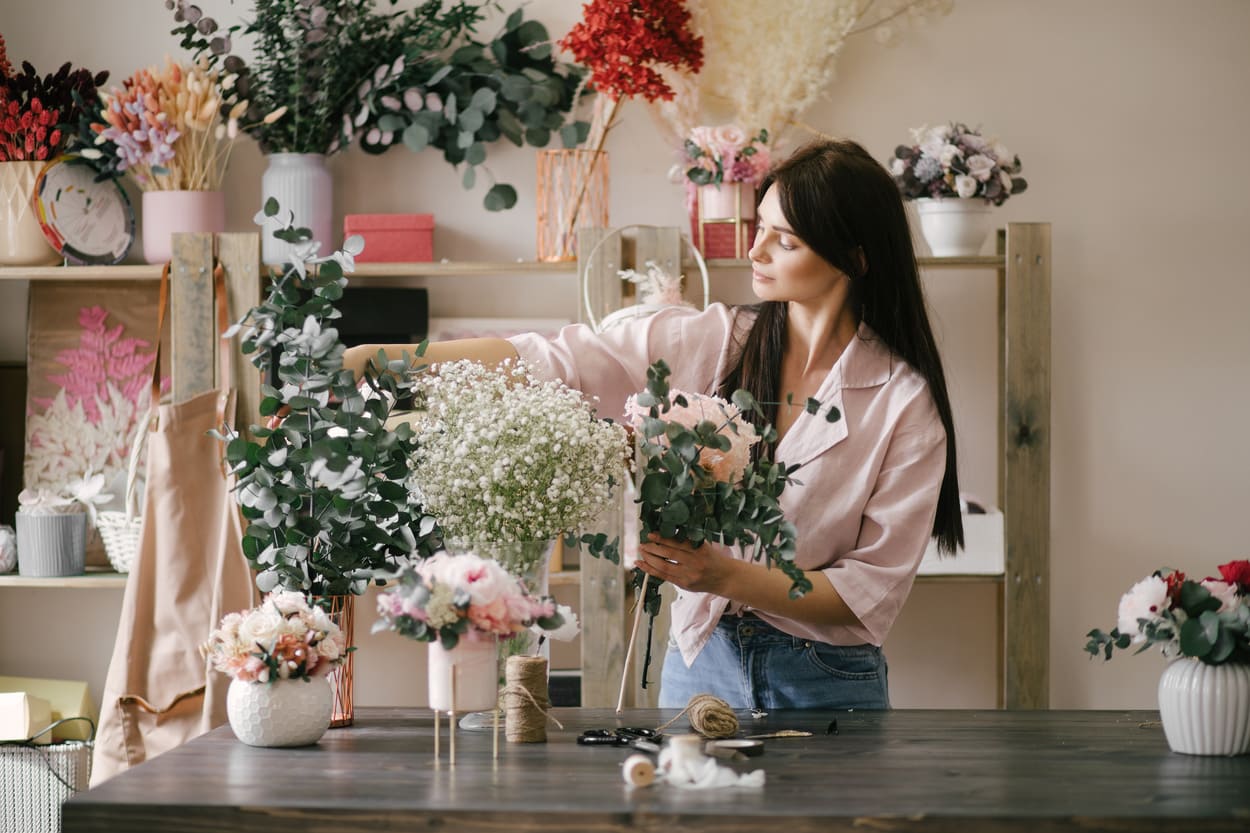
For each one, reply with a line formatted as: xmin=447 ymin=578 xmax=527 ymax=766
xmin=373 ymin=550 xmax=575 ymax=712
xmin=1086 ymin=559 xmax=1250 ymax=756
xmin=204 ymin=590 xmax=352 ymax=747
xmin=577 ymin=360 xmax=839 ymax=700
xmin=0 ymin=33 xmax=108 ymax=265
xmin=84 ymin=57 xmax=273 ymax=263
xmin=678 ymin=123 xmax=770 ymax=257
xmin=887 ymin=122 xmax=1027 ymax=256
xmin=167 ymin=0 xmax=588 ymax=212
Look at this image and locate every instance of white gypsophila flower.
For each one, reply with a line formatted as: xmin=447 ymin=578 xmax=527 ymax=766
xmin=1117 ymin=575 xmax=1170 ymax=643
xmin=407 ymin=359 xmax=628 ymax=543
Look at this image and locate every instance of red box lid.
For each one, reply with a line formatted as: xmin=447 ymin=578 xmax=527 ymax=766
xmin=344 ymin=213 xmax=434 ymax=232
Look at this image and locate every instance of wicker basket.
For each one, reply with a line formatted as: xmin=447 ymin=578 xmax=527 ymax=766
xmin=97 ymin=411 xmax=149 ymax=574
xmin=0 ymin=718 xmax=94 ymax=833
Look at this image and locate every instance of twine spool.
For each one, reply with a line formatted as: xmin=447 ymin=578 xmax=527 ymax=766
xmin=504 ymin=655 xmax=550 ymax=742
xmin=657 ymin=693 xmax=739 ymax=739
xmin=622 ymin=753 xmax=656 ymax=787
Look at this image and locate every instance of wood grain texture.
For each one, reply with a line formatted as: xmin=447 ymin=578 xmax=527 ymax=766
xmin=218 ymin=233 xmax=261 ymax=437
xmin=1000 ymin=223 xmax=1052 ymax=709
xmin=169 ymin=233 xmax=217 ymax=403
xmin=63 ymin=708 xmax=1250 ymax=833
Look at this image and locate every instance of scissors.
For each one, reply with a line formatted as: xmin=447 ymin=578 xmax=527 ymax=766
xmin=577 ymin=727 xmax=662 ymax=753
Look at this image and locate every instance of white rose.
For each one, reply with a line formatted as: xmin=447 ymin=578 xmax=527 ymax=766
xmin=237 ymin=607 xmax=284 ymax=649
xmin=890 ymin=157 xmax=906 ymax=176
xmin=1117 ymin=575 xmax=1169 ymax=642
xmin=954 ymin=175 xmax=979 ymax=199
xmin=939 ymin=143 xmax=963 ymax=169
xmin=966 ymin=154 xmax=995 ymax=182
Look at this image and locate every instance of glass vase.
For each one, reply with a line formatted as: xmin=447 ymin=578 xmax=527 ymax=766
xmin=536 ymin=150 xmax=608 ymax=262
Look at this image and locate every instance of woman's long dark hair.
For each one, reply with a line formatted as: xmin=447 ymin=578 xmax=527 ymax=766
xmin=718 ymin=139 xmax=963 ymax=553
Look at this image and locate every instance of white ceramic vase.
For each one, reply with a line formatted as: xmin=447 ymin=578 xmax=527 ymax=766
xmin=261 ymin=152 xmax=333 ymax=265
xmin=0 ymin=160 xmax=59 ymax=266
xmin=15 ymin=512 xmax=87 ymax=577
xmin=698 ymin=183 xmax=740 ymax=220
xmin=141 ymin=190 xmax=226 ymax=264
xmin=1157 ymin=658 xmax=1250 ymax=756
xmin=226 ymin=676 xmax=334 ymax=747
xmin=914 ymin=197 xmax=994 ymax=257
xmin=428 ymin=635 xmax=500 ymax=713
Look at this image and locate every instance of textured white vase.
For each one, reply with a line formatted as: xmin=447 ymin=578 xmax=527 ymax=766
xmin=141 ymin=190 xmax=226 ymax=264
xmin=15 ymin=512 xmax=87 ymax=577
xmin=914 ymin=197 xmax=994 ymax=257
xmin=226 ymin=677 xmax=333 ymax=747
xmin=428 ymin=636 xmax=500 ymax=713
xmin=0 ymin=160 xmax=59 ymax=266
xmin=1157 ymin=659 xmax=1250 ymax=756
xmin=260 ymin=152 xmax=333 ymax=265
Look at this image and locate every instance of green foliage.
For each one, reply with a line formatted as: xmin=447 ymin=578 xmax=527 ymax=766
xmin=354 ymin=3 xmax=589 ymax=210
xmin=219 ymin=201 xmax=441 ymax=596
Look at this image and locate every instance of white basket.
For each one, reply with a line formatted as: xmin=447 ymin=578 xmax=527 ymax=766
xmin=0 ymin=719 xmax=94 ymax=833
xmin=97 ymin=410 xmax=149 ymax=575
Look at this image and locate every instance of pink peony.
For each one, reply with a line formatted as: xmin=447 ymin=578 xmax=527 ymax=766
xmin=625 ymin=390 xmax=760 ymax=484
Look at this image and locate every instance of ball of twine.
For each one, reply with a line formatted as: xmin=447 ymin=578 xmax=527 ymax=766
xmin=503 ymin=655 xmax=551 ymax=743
xmin=657 ymin=693 xmax=739 ymax=739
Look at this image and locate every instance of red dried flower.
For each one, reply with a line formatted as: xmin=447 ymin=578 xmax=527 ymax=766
xmin=0 ymin=33 xmax=13 ymax=79
xmin=560 ymin=0 xmax=702 ymax=103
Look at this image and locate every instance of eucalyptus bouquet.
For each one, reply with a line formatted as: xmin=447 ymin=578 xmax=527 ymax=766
xmin=1086 ymin=560 xmax=1250 ymax=667
xmin=577 ymin=360 xmax=840 ymax=686
xmin=168 ymin=0 xmax=587 ymax=209
xmin=220 ymin=198 xmax=442 ymax=596
xmin=406 ymin=358 xmax=629 ymax=576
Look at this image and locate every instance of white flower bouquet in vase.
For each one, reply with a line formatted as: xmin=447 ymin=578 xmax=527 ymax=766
xmin=405 ymin=358 xmax=627 ymax=722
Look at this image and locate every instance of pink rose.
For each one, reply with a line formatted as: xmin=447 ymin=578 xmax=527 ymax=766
xmin=711 ymin=124 xmax=747 ymax=158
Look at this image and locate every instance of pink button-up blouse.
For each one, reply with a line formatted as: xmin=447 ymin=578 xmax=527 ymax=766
xmin=509 ymin=303 xmax=946 ymax=667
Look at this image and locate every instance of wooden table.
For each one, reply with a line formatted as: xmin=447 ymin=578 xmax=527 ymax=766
xmin=63 ymin=708 xmax=1250 ymax=832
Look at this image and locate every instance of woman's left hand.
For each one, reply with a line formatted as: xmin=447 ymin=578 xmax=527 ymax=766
xmin=636 ymin=534 xmax=735 ymax=594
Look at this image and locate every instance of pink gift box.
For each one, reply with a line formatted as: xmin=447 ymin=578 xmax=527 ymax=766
xmin=343 ymin=213 xmax=434 ymax=263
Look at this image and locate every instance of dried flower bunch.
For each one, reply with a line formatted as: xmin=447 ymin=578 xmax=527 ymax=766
xmin=87 ymin=58 xmax=270 ymax=191
xmin=888 ymin=122 xmax=1027 ymax=205
xmin=374 ymin=550 xmax=571 ymax=649
xmin=406 ymin=358 xmax=629 ymax=556
xmin=1086 ymin=560 xmax=1250 ymax=667
xmin=0 ymin=32 xmax=108 ymax=162
xmin=205 ymin=591 xmax=352 ymax=684
xmin=222 ymin=199 xmax=442 ymax=596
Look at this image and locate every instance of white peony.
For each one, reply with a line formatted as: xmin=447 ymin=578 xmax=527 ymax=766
xmin=534 ymin=603 xmax=580 ymax=642
xmin=1117 ymin=575 xmax=1169 ymax=642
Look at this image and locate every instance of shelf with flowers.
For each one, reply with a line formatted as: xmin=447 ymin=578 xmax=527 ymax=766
xmin=889 ymin=121 xmax=1028 ymax=257
xmin=679 ymin=125 xmax=770 ymax=260
xmin=0 ymin=33 xmax=109 ymax=266
xmin=1086 ymin=559 xmax=1250 ymax=756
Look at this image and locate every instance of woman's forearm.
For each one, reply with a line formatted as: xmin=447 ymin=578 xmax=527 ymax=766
xmin=343 ymin=338 xmax=519 ymax=380
xmin=719 ymin=558 xmax=862 ymax=629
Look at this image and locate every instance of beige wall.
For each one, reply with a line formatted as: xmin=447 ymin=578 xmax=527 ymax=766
xmin=2 ymin=0 xmax=1248 ymax=712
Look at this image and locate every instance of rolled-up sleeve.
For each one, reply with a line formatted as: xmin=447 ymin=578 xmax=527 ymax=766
xmin=507 ymin=304 xmax=740 ymax=420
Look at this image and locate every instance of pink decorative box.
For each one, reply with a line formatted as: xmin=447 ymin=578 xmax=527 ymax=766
xmin=343 ymin=213 xmax=434 ymax=263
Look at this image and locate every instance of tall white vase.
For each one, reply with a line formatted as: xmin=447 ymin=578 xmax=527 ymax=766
xmin=1157 ymin=658 xmax=1250 ymax=756
xmin=428 ymin=636 xmax=500 ymax=713
xmin=914 ymin=197 xmax=994 ymax=257
xmin=261 ymin=152 xmax=333 ymax=265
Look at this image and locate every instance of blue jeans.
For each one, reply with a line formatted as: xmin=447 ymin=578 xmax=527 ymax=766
xmin=658 ymin=614 xmax=890 ymax=710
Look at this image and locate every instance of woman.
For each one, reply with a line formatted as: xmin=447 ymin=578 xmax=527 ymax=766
xmin=345 ymin=139 xmax=962 ymax=710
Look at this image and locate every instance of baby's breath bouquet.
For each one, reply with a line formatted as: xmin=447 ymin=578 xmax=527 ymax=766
xmin=407 ymin=359 xmax=629 ymax=577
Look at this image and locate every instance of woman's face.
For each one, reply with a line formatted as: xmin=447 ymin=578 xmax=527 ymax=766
xmin=748 ymin=185 xmax=847 ymax=306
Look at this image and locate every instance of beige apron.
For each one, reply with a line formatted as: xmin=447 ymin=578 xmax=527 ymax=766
xmin=91 ymin=263 xmax=257 ymax=785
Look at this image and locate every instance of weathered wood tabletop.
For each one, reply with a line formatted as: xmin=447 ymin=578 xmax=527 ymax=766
xmin=63 ymin=707 xmax=1250 ymax=832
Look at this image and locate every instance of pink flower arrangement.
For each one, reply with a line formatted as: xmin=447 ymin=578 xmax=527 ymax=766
xmin=624 ymin=388 xmax=761 ymax=485
xmin=204 ymin=591 xmax=351 ymax=684
xmin=1087 ymin=560 xmax=1250 ymax=666
xmin=373 ymin=551 xmax=567 ymax=649
xmin=681 ymin=124 xmax=771 ymax=190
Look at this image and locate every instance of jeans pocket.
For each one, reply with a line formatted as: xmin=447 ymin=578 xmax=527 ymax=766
xmin=803 ymin=642 xmax=883 ymax=681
